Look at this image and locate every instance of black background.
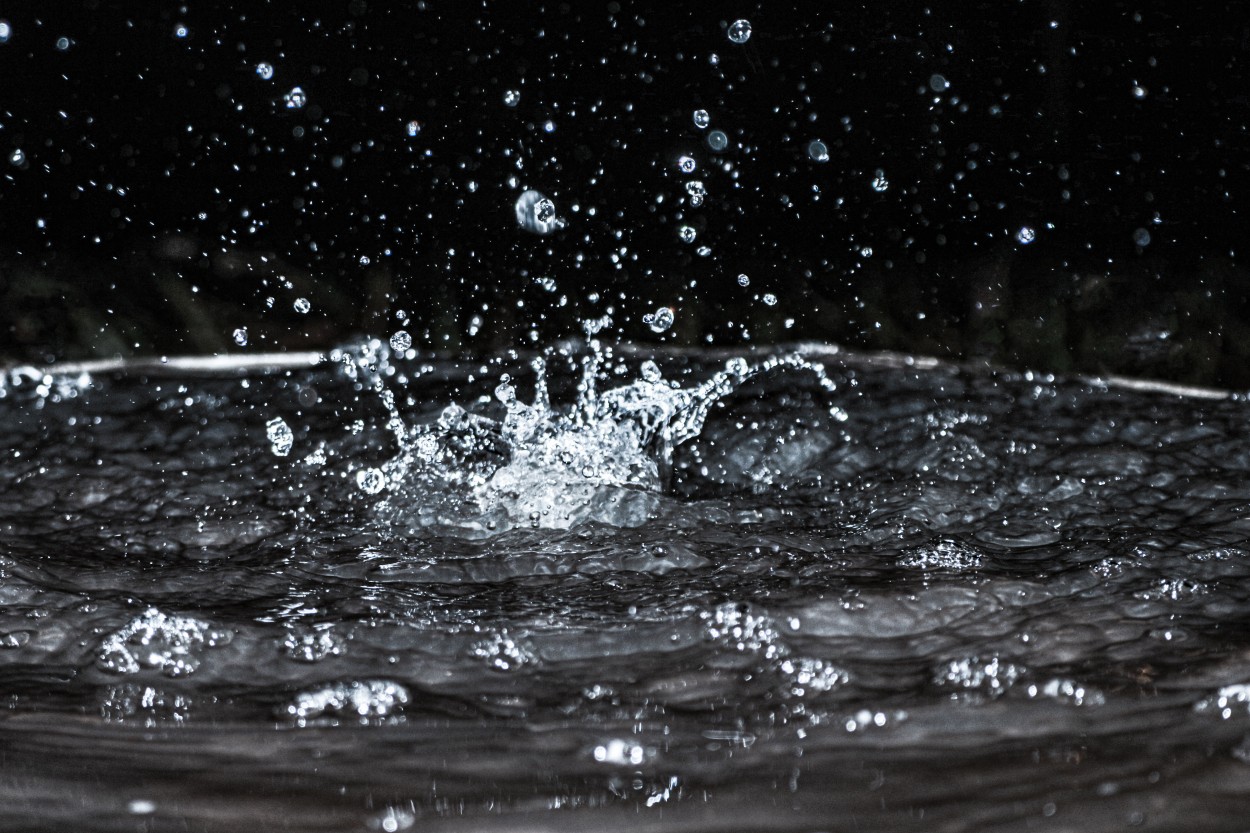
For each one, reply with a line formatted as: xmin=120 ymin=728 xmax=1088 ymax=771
xmin=1 ymin=1 xmax=1248 ymax=384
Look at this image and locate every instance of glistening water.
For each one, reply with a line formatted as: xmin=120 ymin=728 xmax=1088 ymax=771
xmin=3 ymin=341 xmax=1250 ymax=832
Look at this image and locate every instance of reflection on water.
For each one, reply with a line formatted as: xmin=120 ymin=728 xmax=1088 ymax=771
xmin=3 ymin=344 xmax=1250 ymax=831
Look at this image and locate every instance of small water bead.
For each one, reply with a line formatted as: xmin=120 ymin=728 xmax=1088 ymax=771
xmin=728 ymin=19 xmax=752 ymax=44
xmin=646 ymin=307 xmax=675 ymax=333
xmin=706 ymin=130 xmax=729 ymax=151
xmin=232 ymin=327 xmax=248 ymax=346
xmin=173 ymin=23 xmax=189 ymax=38
xmin=677 ymin=155 xmax=697 ymax=174
xmin=284 ymin=86 xmax=307 ymax=109
xmin=55 ymin=36 xmax=71 ymax=51
xmin=503 ymin=89 xmax=521 ymax=107
xmin=356 ymin=467 xmax=386 ymax=495
xmin=678 ymin=225 xmax=697 ymax=243
xmin=871 ymin=169 xmax=890 ymax=192
xmin=293 ymin=297 xmax=311 ymax=314
xmin=389 ymin=330 xmax=412 ymax=352
xmin=693 ymin=109 xmax=710 ymax=129
xmin=1016 ymin=226 xmax=1036 ymax=244
xmin=266 ymin=417 xmax=294 ymax=457
xmin=737 ymin=274 xmax=750 ymax=287
xmin=762 ymin=293 xmax=778 ymax=306
xmin=405 ymin=120 xmax=422 ymax=137
xmin=807 ymin=140 xmax=829 ymax=162
xmin=696 ymin=245 xmax=712 ymax=257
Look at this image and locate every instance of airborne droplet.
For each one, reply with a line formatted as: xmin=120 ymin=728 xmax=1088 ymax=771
xmin=728 ymin=19 xmax=752 ymax=44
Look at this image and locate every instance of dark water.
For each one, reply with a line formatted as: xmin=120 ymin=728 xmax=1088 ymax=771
xmin=3 ymin=344 xmax=1250 ymax=832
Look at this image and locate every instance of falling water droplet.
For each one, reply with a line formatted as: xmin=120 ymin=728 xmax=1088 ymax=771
xmin=871 ymin=169 xmax=890 ymax=192
xmin=677 ymin=155 xmax=697 ymax=174
xmin=232 ymin=328 xmax=248 ymax=346
xmin=356 ymin=467 xmax=386 ymax=495
xmin=266 ymin=418 xmax=294 ymax=457
xmin=173 ymin=23 xmax=189 ymax=39
xmin=1016 ymin=226 xmax=1036 ymax=245
xmin=706 ymin=131 xmax=729 ymax=152
xmin=284 ymin=86 xmax=307 ymax=109
xmin=647 ymin=307 xmax=675 ymax=333
xmin=728 ymin=19 xmax=752 ymax=44
xmin=256 ymin=62 xmax=275 ymax=80
xmin=928 ymin=74 xmax=950 ymax=93
xmin=0 ymin=21 xmax=11 ymax=44
xmin=1133 ymin=228 xmax=1152 ymax=247
xmin=737 ymin=274 xmax=750 ymax=287
xmin=503 ymin=89 xmax=521 ymax=107
xmin=405 ymin=120 xmax=422 ymax=137
xmin=807 ymin=140 xmax=829 ymax=162
xmin=678 ymin=225 xmax=697 ymax=244
xmin=294 ymin=297 xmax=311 ymax=314
xmin=693 ymin=109 xmax=710 ymax=128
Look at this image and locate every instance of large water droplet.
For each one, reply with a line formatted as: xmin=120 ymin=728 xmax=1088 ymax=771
xmin=929 ymin=74 xmax=950 ymax=93
xmin=678 ymin=225 xmax=697 ymax=244
xmin=677 ymin=155 xmax=697 ymax=174
xmin=293 ymin=297 xmax=311 ymax=314
xmin=1016 ymin=226 xmax=1036 ymax=245
xmin=283 ymin=86 xmax=307 ymax=109
xmin=807 ymin=140 xmax=829 ymax=162
xmin=503 ymin=89 xmax=521 ymax=107
xmin=515 ymin=190 xmax=561 ymax=235
xmin=232 ymin=327 xmax=248 ymax=346
xmin=256 ymin=62 xmax=274 ymax=80
xmin=647 ymin=307 xmax=675 ymax=333
xmin=685 ymin=180 xmax=706 ymax=206
xmin=1133 ymin=227 xmax=1152 ymax=247
xmin=728 ymin=19 xmax=752 ymax=44
xmin=266 ymin=417 xmax=294 ymax=457
xmin=871 ymin=169 xmax=890 ymax=192
xmin=0 ymin=21 xmax=11 ymax=44
xmin=707 ymin=130 xmax=729 ymax=152
xmin=693 ymin=109 xmax=710 ymax=129
xmin=389 ymin=330 xmax=412 ymax=352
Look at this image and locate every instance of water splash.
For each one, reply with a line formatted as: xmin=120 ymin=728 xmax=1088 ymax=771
xmin=334 ymin=333 xmax=837 ymax=534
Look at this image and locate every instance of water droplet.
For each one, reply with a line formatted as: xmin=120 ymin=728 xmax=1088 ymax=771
xmin=737 ymin=274 xmax=750 ymax=287
xmin=647 ymin=307 xmax=675 ymax=333
xmin=293 ymin=297 xmax=311 ymax=314
xmin=503 ymin=89 xmax=521 ymax=107
xmin=0 ymin=21 xmax=11 ymax=44
xmin=871 ymin=169 xmax=889 ymax=192
xmin=1016 ymin=226 xmax=1036 ymax=245
xmin=859 ymin=246 xmax=873 ymax=258
xmin=173 ymin=23 xmax=189 ymax=38
xmin=685 ymin=180 xmax=706 ymax=207
xmin=9 ymin=148 xmax=25 ymax=166
xmin=678 ymin=225 xmax=697 ymax=244
xmin=232 ymin=327 xmax=248 ymax=346
xmin=706 ymin=130 xmax=729 ymax=152
xmin=55 ymin=36 xmax=71 ymax=51
xmin=677 ymin=155 xmax=697 ymax=174
xmin=283 ymin=86 xmax=307 ymax=109
xmin=928 ymin=73 xmax=950 ymax=93
xmin=356 ymin=467 xmax=386 ymax=495
xmin=693 ymin=109 xmax=710 ymax=129
xmin=807 ymin=140 xmax=829 ymax=162
xmin=1133 ymin=227 xmax=1152 ymax=247
xmin=515 ymin=190 xmax=561 ymax=235
xmin=256 ymin=62 xmax=275 ymax=80
xmin=728 ymin=19 xmax=752 ymax=44
xmin=405 ymin=120 xmax=422 ymax=137
xmin=266 ymin=417 xmax=294 ymax=457
xmin=389 ymin=330 xmax=412 ymax=352
xmin=763 ymin=293 xmax=778 ymax=306
xmin=1132 ymin=85 xmax=1147 ymax=99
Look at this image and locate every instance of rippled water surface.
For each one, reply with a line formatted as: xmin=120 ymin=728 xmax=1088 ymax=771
xmin=4 ymin=344 xmax=1250 ymax=832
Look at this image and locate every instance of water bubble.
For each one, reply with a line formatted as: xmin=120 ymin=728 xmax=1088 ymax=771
xmin=535 ymin=197 xmax=556 ymax=224
xmin=807 ymin=140 xmax=829 ymax=162
xmin=232 ymin=327 xmax=248 ymax=346
xmin=288 ymin=680 xmax=409 ymax=725
xmin=256 ymin=62 xmax=275 ymax=80
xmin=928 ymin=73 xmax=950 ymax=92
xmin=266 ymin=417 xmax=294 ymax=457
xmin=728 ymin=19 xmax=752 ymax=44
xmin=55 ymin=36 xmax=71 ymax=51
xmin=98 ymin=609 xmax=228 ymax=678
xmin=356 ymin=467 xmax=386 ymax=495
xmin=503 ymin=89 xmax=521 ymax=107
xmin=515 ymin=189 xmax=560 ymax=235
xmin=0 ymin=21 xmax=11 ymax=44
xmin=678 ymin=225 xmax=697 ymax=244
xmin=860 ymin=246 xmax=873 ymax=257
xmin=293 ymin=297 xmax=311 ymax=314
xmin=762 ymin=293 xmax=778 ymax=306
xmin=1016 ymin=226 xmax=1036 ymax=245
xmin=647 ymin=306 xmax=675 ymax=333
xmin=405 ymin=120 xmax=422 ymax=137
xmin=1133 ymin=227 xmax=1152 ymax=247
xmin=389 ymin=330 xmax=412 ymax=352
xmin=871 ymin=169 xmax=889 ymax=192
xmin=706 ymin=130 xmax=729 ymax=151
xmin=677 ymin=155 xmax=697 ymax=174
xmin=693 ymin=109 xmax=710 ymax=129
xmin=9 ymin=148 xmax=24 ymax=166
xmin=283 ymin=86 xmax=307 ymax=109
xmin=174 ymin=23 xmax=189 ymax=38
xmin=737 ymin=274 xmax=750 ymax=287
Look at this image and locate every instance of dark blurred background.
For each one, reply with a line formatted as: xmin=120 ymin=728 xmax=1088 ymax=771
xmin=1 ymin=1 xmax=1248 ymax=384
